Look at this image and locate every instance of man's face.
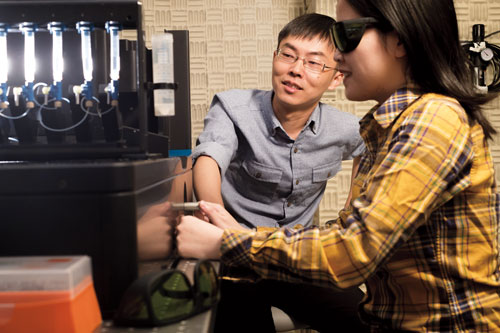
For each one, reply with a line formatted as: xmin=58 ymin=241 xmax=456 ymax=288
xmin=271 ymin=35 xmax=338 ymax=113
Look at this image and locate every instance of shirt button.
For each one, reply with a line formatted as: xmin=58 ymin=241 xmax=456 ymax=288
xmin=296 ymin=179 xmax=300 ymax=185
xmin=293 ymin=147 xmax=298 ymax=153
xmin=287 ymin=201 xmax=292 ymax=207
xmin=255 ymin=172 xmax=261 ymax=178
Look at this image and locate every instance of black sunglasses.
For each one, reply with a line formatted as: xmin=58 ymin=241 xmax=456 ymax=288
xmin=331 ymin=17 xmax=379 ymax=53
xmin=113 ymin=260 xmax=220 ymax=327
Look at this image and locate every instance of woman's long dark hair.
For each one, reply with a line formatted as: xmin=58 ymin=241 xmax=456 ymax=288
xmin=347 ymin=0 xmax=497 ymax=139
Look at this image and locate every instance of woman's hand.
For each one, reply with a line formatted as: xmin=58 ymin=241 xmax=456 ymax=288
xmin=176 ymin=215 xmax=224 ymax=260
xmin=198 ymin=200 xmax=247 ymax=231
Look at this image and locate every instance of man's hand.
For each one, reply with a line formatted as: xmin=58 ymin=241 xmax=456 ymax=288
xmin=176 ymin=215 xmax=224 ymax=260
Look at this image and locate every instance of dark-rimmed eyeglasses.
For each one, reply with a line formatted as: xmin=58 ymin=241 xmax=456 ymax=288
xmin=276 ymin=48 xmax=336 ymax=73
xmin=113 ymin=260 xmax=219 ymax=327
xmin=330 ymin=17 xmax=379 ymax=53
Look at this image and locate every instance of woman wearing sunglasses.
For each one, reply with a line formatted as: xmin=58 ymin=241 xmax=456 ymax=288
xmin=177 ymin=0 xmax=500 ymax=331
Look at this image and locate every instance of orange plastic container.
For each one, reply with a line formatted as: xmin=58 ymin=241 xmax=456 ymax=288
xmin=0 ymin=256 xmax=102 ymax=333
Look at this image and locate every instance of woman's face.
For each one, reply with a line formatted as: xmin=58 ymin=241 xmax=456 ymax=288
xmin=334 ymin=0 xmax=407 ymax=104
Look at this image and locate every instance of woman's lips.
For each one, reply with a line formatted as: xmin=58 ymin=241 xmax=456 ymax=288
xmin=338 ymin=68 xmax=351 ymax=78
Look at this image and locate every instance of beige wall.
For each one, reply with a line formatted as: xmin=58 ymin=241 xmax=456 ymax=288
xmin=141 ymin=0 xmax=500 ymax=224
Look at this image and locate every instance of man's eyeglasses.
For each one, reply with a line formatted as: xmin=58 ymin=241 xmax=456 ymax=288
xmin=330 ymin=17 xmax=379 ymax=53
xmin=276 ymin=48 xmax=336 ymax=73
xmin=113 ymin=260 xmax=219 ymax=327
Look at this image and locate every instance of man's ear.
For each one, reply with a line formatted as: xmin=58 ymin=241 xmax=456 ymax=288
xmin=327 ymin=71 xmax=343 ymax=90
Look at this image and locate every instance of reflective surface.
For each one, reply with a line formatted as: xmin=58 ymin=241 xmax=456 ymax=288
xmin=0 ymin=156 xmax=193 ymax=318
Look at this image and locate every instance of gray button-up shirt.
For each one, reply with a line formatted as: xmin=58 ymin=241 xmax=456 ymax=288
xmin=192 ymin=89 xmax=365 ymax=228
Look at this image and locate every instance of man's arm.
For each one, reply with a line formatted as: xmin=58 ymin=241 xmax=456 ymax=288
xmin=192 ymin=93 xmax=239 ymax=206
xmin=193 ymin=155 xmax=224 ymax=205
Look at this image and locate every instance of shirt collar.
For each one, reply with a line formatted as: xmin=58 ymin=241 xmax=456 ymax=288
xmin=262 ymin=91 xmax=279 ymax=136
xmin=267 ymin=91 xmax=320 ymax=137
xmin=308 ymin=105 xmax=320 ymax=134
xmin=372 ymin=87 xmax=422 ymax=129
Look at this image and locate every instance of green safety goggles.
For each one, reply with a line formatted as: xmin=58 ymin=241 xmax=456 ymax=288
xmin=114 ymin=260 xmax=219 ymax=327
xmin=331 ymin=17 xmax=380 ymax=53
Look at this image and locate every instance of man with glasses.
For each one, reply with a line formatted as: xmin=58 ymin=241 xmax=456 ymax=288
xmin=191 ymin=13 xmax=367 ymax=332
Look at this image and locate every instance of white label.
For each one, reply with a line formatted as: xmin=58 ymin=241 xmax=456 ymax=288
xmin=151 ymin=33 xmax=175 ymax=117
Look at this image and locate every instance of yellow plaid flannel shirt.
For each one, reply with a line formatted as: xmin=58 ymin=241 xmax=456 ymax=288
xmin=220 ymin=88 xmax=500 ymax=331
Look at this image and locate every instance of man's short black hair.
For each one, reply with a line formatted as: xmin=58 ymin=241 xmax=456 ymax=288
xmin=277 ymin=13 xmax=335 ymax=49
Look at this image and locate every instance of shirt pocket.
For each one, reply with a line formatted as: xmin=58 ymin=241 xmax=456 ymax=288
xmin=296 ymin=161 xmax=342 ymax=206
xmin=235 ymin=160 xmax=283 ymax=204
xmin=312 ymin=160 xmax=341 ymax=183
